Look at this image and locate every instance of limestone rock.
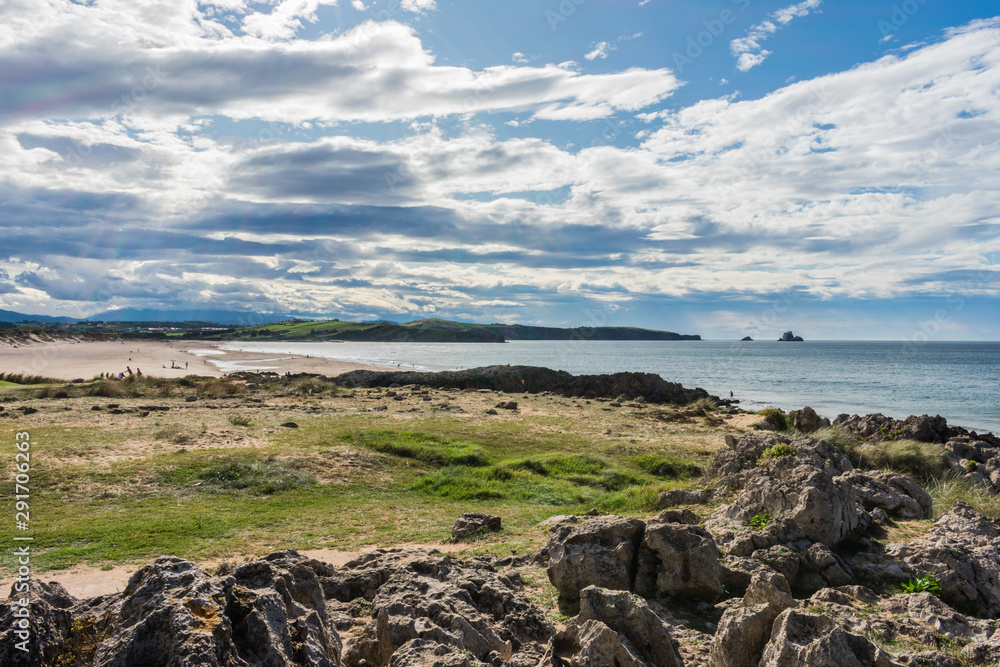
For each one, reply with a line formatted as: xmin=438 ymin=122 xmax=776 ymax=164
xmin=708 ymin=604 xmax=775 ymax=667
xmin=837 ymin=470 xmax=933 ymax=520
xmin=759 ymin=609 xmax=901 ymax=666
xmin=788 ymin=406 xmax=828 ymax=434
xmin=657 ymin=488 xmax=709 ymax=508
xmin=536 ymin=620 xmax=647 ymax=667
xmin=451 ymin=513 xmax=502 ymax=540
xmin=0 ymin=580 xmax=76 ymax=666
xmin=344 ymin=555 xmax=551 ymax=667
xmin=389 ymin=639 xmax=472 ymax=666
xmin=545 ymin=516 xmax=645 ymax=604
xmin=634 ymin=521 xmax=722 ymax=602
xmin=576 ymin=587 xmax=683 ymax=667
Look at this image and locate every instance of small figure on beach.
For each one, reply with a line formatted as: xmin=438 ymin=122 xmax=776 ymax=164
xmin=136 ymin=368 xmax=142 ymax=377
xmin=126 ymin=367 xmax=133 ymax=376
xmin=185 ymin=361 xmax=188 ymax=369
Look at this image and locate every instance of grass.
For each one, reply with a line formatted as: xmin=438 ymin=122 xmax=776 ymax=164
xmin=925 ymin=476 xmax=1000 ymax=518
xmin=840 ymin=438 xmax=952 ymax=484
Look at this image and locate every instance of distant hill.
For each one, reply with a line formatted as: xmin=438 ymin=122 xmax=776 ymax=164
xmin=402 ymin=318 xmax=701 ymax=341
xmin=0 ymin=308 xmax=77 ymax=324
xmin=87 ymin=308 xmax=297 ymax=326
xmin=212 ymin=318 xmax=700 ymax=343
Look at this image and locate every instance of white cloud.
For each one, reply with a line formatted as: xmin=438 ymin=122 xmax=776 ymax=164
xmin=585 ymin=41 xmax=611 ymax=61
xmin=351 ymin=0 xmax=367 ymax=9
xmin=0 ymin=15 xmax=679 ymax=127
xmin=400 ymin=0 xmax=436 ymax=13
xmin=241 ymin=0 xmax=339 ymax=40
xmin=511 ymin=51 xmax=529 ymax=64
xmin=730 ymin=0 xmax=821 ymax=71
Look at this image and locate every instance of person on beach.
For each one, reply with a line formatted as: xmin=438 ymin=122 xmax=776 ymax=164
xmin=136 ymin=368 xmax=142 ymax=377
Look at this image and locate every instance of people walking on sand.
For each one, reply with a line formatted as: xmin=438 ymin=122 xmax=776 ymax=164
xmin=136 ymin=368 xmax=142 ymax=377
xmin=126 ymin=366 xmax=133 ymax=376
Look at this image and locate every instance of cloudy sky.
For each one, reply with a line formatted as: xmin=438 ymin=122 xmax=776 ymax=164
xmin=1 ymin=0 xmax=999 ymax=339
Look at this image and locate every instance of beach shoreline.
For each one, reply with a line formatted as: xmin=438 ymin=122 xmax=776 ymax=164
xmin=0 ymin=339 xmax=386 ymax=381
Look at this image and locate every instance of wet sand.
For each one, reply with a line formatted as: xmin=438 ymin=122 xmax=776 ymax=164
xmin=0 ymin=340 xmax=385 ymax=381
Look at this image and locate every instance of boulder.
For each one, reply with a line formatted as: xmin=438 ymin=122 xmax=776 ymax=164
xmin=788 ymin=406 xmax=828 ymax=434
xmin=389 ymin=639 xmax=472 ymax=666
xmin=545 ymin=516 xmax=645 ymax=604
xmin=322 ymin=547 xmax=439 ymax=603
xmin=837 ymin=470 xmax=933 ymax=520
xmin=708 ymin=604 xmax=775 ymax=667
xmin=576 ymin=587 xmax=683 ymax=667
xmin=88 ymin=552 xmax=343 ymax=667
xmin=634 ymin=521 xmax=722 ymax=602
xmin=759 ymin=609 xmax=901 ymax=666
xmin=343 ymin=555 xmax=551 ymax=667
xmin=536 ymin=620 xmax=648 ymax=667
xmin=0 ymin=581 xmax=76 ymax=666
xmin=451 ymin=513 xmax=502 ymax=540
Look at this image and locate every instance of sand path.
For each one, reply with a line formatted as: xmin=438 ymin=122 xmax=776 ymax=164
xmin=0 ymin=340 xmax=385 ymax=381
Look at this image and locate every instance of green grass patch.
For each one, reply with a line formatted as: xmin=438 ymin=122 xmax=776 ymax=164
xmin=631 ymin=453 xmax=703 ymax=479
xmin=754 ymin=408 xmax=789 ymax=431
xmin=342 ymin=429 xmax=489 ymax=467
xmin=592 ymin=484 xmax=663 ymax=514
xmin=925 ymin=476 xmax=1000 ymax=518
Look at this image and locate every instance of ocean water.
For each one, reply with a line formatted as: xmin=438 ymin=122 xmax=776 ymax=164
xmin=214 ymin=340 xmax=1000 ymax=434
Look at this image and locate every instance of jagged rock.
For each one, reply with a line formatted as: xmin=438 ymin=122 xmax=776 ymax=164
xmin=634 ymin=521 xmax=722 ymax=602
xmin=708 ymin=604 xmax=775 ymax=667
xmin=322 ymin=547 xmax=440 ymax=603
xmin=92 ymin=556 xmax=237 ymax=667
xmin=536 ymin=620 xmax=647 ymax=667
xmin=574 ymin=587 xmax=683 ymax=667
xmin=778 ymin=331 xmax=804 ymax=342
xmin=885 ymin=501 xmax=1000 ymax=617
xmin=833 ymin=413 xmax=951 ymax=444
xmin=788 ymin=406 xmax=828 ymax=434
xmin=90 ymin=552 xmax=342 ymax=667
xmin=743 ymin=570 xmax=795 ymax=615
xmin=707 ymin=433 xmax=853 ymax=491
xmin=0 ymin=581 xmax=76 ymax=666
xmin=657 ymin=488 xmax=709 ymax=508
xmin=545 ymin=516 xmax=645 ymax=604
xmin=759 ymin=609 xmax=901 ymax=666
xmin=343 ymin=555 xmax=552 ymax=667
xmin=838 ymin=470 xmax=933 ymax=520
xmin=389 ymin=638 xmax=472 ymax=666
xmin=451 ymin=513 xmax=502 ymax=540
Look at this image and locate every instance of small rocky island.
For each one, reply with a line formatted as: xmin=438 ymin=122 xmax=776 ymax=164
xmin=740 ymin=336 xmax=754 ymax=341
xmin=778 ymin=330 xmax=804 ymax=341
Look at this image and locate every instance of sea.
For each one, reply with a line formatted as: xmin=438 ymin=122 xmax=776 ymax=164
xmin=212 ymin=340 xmax=1000 ymax=434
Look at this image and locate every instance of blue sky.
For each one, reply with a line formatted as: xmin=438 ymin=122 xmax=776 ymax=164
xmin=1 ymin=0 xmax=999 ymax=340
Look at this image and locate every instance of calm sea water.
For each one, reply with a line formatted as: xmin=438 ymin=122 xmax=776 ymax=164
xmin=213 ymin=340 xmax=1000 ymax=434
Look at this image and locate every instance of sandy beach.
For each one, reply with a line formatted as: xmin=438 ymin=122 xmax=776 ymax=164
xmin=0 ymin=339 xmax=384 ymax=381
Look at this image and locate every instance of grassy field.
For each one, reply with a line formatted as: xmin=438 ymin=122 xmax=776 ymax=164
xmin=0 ymin=376 xmax=750 ymax=572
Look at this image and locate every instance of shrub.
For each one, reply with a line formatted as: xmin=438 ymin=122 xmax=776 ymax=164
xmin=901 ymin=574 xmax=941 ymax=596
xmin=228 ymin=414 xmax=252 ymax=427
xmin=755 ymin=408 xmax=789 ymax=431
xmin=757 ymin=443 xmax=798 ymax=466
xmin=749 ymin=511 xmax=771 ymax=530
xmin=198 ymin=460 xmax=313 ymax=495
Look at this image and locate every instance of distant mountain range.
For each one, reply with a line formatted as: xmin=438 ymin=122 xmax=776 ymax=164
xmin=0 ymin=309 xmax=701 ymax=342
xmin=216 ymin=317 xmax=700 ymax=343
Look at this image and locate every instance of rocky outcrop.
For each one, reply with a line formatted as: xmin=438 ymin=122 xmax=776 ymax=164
xmin=884 ymin=501 xmax=1000 ymax=617
xmin=0 ymin=581 xmax=76 ymax=666
xmin=833 ymin=413 xmax=951 ymax=444
xmin=778 ymin=331 xmax=804 ymax=341
xmin=759 ymin=609 xmax=900 ymax=666
xmin=545 ymin=516 xmax=645 ymax=604
xmin=788 ymin=406 xmax=829 ymax=434
xmin=634 ymin=521 xmax=722 ymax=602
xmin=336 ymin=366 xmax=714 ymax=405
xmin=539 ymin=587 xmax=683 ymax=667
xmin=343 ymin=554 xmax=552 ymax=667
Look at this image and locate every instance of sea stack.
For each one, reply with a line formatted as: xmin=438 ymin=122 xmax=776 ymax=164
xmin=740 ymin=336 xmax=754 ymax=341
xmin=779 ymin=331 xmax=804 ymax=341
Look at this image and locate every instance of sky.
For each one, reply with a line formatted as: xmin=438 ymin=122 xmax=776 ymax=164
xmin=1 ymin=0 xmax=999 ymax=340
